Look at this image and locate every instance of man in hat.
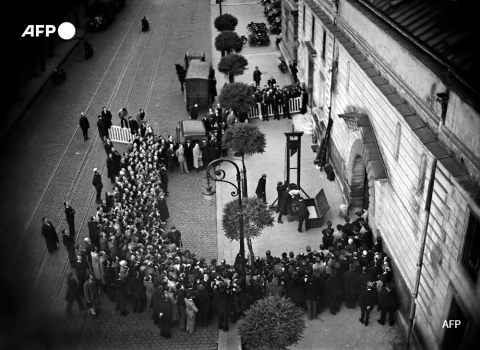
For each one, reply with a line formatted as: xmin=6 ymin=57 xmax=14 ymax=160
xmin=84 ymin=274 xmax=100 ymax=316
xmin=297 ymin=197 xmax=310 ymax=232
xmin=167 ymin=226 xmax=183 ymax=248
xmin=79 ymin=112 xmax=90 ymax=141
xmin=377 ymin=282 xmax=398 ymax=326
xmin=41 ymin=217 xmax=59 ymax=254
xmin=63 ymin=201 xmax=76 ymax=234
xmin=359 ymin=281 xmax=377 ymax=326
xmin=342 ymin=263 xmax=359 ymax=308
xmin=255 ymin=174 xmax=267 ymax=203
xmin=65 ymin=272 xmax=85 ymax=313
xmin=156 ymin=293 xmax=172 ymax=338
xmin=253 ymin=66 xmax=262 ymax=88
xmin=276 ymin=181 xmax=288 ymax=214
xmin=97 ymin=115 xmax=107 ymax=142
xmin=325 ymin=269 xmax=342 ymax=315
xmin=215 ymin=283 xmax=229 ymax=332
xmin=62 ymin=228 xmax=76 ymax=268
xmin=92 ymin=168 xmax=103 ymax=204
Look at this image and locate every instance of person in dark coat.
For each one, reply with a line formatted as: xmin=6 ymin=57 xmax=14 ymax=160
xmin=210 ymin=77 xmax=217 ymax=103
xmin=107 ymin=154 xmax=115 ymax=183
xmin=324 ymin=270 xmax=342 ymax=315
xmin=184 ymin=140 xmax=194 ymax=171
xmin=114 ymin=275 xmax=128 ymax=316
xmin=300 ymin=89 xmax=308 ymax=115
xmin=87 ymin=216 xmax=100 ymax=248
xmin=131 ymin=271 xmax=146 ymax=313
xmin=277 ymin=185 xmax=290 ymax=223
xmin=255 ymin=174 xmax=267 ymax=203
xmin=304 ymin=277 xmax=318 ymax=319
xmin=190 ymin=104 xmax=199 ymax=120
xmin=156 ymin=293 xmax=172 ymax=338
xmin=214 ymin=283 xmax=229 ymax=332
xmin=41 ymin=217 xmax=59 ymax=254
xmin=111 ymin=148 xmax=121 ymax=178
xmin=297 ymin=197 xmax=310 ymax=232
xmin=195 ymin=284 xmax=210 ymax=327
xmin=103 ymin=260 xmax=116 ymax=301
xmin=288 ymin=273 xmax=306 ymax=310
xmin=167 ymin=144 xmax=175 ymax=172
xmin=282 ymin=89 xmax=291 ymax=119
xmin=289 ymin=61 xmax=298 ymax=84
xmin=253 ymin=66 xmax=262 ymax=87
xmin=101 ymin=107 xmax=113 ymax=130
xmin=167 ymin=226 xmax=182 ymax=248
xmin=159 ymin=165 xmax=169 ymax=195
xmin=63 ymin=201 xmax=76 ymax=234
xmin=65 ymin=272 xmax=85 ymax=313
xmin=79 ymin=112 xmax=90 ymax=141
xmin=62 ymin=228 xmax=77 ymax=268
xmin=377 ymin=283 xmax=398 ymax=326
xmin=359 ymin=281 xmax=377 ymax=326
xmin=342 ymin=264 xmax=359 ymax=308
xmin=97 ymin=115 xmax=106 ymax=142
xmin=200 ymin=139 xmax=210 ymax=167
xmin=92 ymin=168 xmax=103 ymax=204
xmin=128 ymin=117 xmax=139 ymax=135
xmin=75 ymin=252 xmax=88 ymax=296
xmin=267 ymin=76 xmax=276 ymax=88
xmin=157 ymin=194 xmax=170 ymax=222
xmin=276 ymin=181 xmax=287 ymax=214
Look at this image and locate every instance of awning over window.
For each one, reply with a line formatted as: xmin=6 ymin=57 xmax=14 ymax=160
xmin=338 ymin=113 xmax=388 ymax=180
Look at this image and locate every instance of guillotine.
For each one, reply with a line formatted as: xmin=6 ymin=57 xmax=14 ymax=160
xmin=270 ymin=127 xmax=331 ymax=227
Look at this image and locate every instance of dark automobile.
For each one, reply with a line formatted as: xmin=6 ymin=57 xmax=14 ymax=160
xmin=88 ymin=0 xmax=119 ymax=30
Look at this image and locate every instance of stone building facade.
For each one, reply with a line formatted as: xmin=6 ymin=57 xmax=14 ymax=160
xmin=295 ymin=0 xmax=480 ymax=349
xmin=279 ymin=0 xmax=299 ymax=63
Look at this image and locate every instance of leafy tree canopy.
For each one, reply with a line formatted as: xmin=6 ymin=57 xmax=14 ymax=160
xmin=222 ymin=196 xmax=274 ymax=242
xmin=218 ymin=54 xmax=248 ymax=82
xmin=214 ymin=14 xmax=238 ymax=31
xmin=218 ymin=82 xmax=256 ymax=114
xmin=215 ymin=31 xmax=244 ymax=53
xmin=238 ymin=296 xmax=306 ymax=350
xmin=222 ymin=123 xmax=266 ymax=156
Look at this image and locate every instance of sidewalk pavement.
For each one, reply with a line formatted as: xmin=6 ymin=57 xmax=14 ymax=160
xmin=0 ymin=7 xmax=88 ymax=144
xmin=212 ymin=1 xmax=406 ymax=349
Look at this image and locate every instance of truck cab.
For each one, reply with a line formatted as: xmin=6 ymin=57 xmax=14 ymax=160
xmin=176 ymin=120 xmax=208 ymax=145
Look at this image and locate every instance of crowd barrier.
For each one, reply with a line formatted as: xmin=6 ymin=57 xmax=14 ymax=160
xmin=248 ymin=97 xmax=302 ymax=119
xmin=109 ymin=126 xmax=133 ymax=144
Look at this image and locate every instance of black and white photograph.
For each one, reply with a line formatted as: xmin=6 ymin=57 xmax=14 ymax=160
xmin=0 ymin=0 xmax=479 ymax=349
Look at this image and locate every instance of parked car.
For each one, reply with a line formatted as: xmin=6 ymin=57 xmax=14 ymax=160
xmin=88 ymin=0 xmax=117 ymax=30
xmin=176 ymin=120 xmax=208 ymax=145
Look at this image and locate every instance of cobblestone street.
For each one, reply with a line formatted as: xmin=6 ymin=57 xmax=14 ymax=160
xmin=0 ymin=0 xmax=216 ymax=349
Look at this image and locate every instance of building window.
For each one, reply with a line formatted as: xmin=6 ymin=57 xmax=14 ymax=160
xmin=346 ymin=61 xmax=350 ymax=92
xmin=311 ymin=17 xmax=315 ymax=45
xmin=417 ymin=154 xmax=427 ymax=194
xmin=394 ymin=123 xmax=401 ymax=160
xmin=321 ymin=30 xmax=327 ymax=61
xmin=303 ymin=6 xmax=306 ymax=32
xmin=461 ymin=211 xmax=480 ymax=283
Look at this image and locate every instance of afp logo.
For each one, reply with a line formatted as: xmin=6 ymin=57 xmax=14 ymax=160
xmin=21 ymin=22 xmax=76 ymax=40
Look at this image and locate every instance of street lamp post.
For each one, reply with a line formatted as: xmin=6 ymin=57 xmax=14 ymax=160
xmin=202 ymin=158 xmax=247 ymax=292
xmin=216 ymin=0 xmax=223 ymax=15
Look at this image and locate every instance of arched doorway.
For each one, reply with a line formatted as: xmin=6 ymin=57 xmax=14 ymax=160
xmin=350 ymin=155 xmax=368 ymax=213
xmin=347 ymin=139 xmax=375 ymax=217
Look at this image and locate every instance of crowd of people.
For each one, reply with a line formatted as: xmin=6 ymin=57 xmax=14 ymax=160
xmin=252 ymin=65 xmax=309 ymax=121
xmin=41 ymin=98 xmax=400 ymax=339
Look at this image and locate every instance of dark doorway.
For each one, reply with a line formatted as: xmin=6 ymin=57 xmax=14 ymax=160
xmin=308 ymin=55 xmax=314 ymax=109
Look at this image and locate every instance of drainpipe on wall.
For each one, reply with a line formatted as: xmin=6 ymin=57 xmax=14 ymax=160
xmin=406 ymin=158 xmax=437 ymax=350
